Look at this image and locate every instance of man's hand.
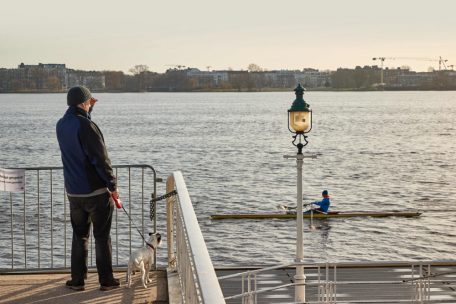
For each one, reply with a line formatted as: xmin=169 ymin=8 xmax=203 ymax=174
xmin=111 ymin=190 xmax=119 ymax=200
xmin=110 ymin=190 xmax=122 ymax=208
xmin=89 ymin=97 xmax=98 ymax=107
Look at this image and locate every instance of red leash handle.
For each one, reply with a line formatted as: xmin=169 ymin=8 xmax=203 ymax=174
xmin=111 ymin=193 xmax=122 ymax=209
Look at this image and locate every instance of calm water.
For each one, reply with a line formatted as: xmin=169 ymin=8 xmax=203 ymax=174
xmin=1 ymin=91 xmax=455 ymax=266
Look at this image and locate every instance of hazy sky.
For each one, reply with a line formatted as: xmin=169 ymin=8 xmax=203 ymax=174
xmin=1 ymin=0 xmax=455 ymax=73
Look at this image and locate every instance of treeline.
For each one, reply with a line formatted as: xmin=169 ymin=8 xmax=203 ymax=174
xmin=1 ymin=63 xmax=456 ymax=93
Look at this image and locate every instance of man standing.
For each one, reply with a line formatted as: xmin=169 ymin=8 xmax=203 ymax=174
xmin=56 ymin=86 xmax=120 ymax=291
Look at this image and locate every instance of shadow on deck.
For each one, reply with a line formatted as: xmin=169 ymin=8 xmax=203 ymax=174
xmin=0 ymin=270 xmax=168 ymax=304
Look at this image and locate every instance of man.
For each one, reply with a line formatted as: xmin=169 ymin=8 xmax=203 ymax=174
xmin=311 ymin=190 xmax=331 ymax=213
xmin=56 ymin=86 xmax=120 ymax=291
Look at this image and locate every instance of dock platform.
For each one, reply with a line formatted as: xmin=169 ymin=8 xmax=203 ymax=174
xmin=1 ymin=265 xmax=456 ymax=303
xmin=0 ymin=270 xmax=168 ymax=304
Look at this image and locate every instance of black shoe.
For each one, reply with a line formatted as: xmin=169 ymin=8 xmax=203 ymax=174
xmin=66 ymin=279 xmax=85 ymax=291
xmin=100 ymin=278 xmax=120 ymax=291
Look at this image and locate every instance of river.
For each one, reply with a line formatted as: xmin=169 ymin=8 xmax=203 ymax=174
xmin=1 ymin=91 xmax=455 ymax=266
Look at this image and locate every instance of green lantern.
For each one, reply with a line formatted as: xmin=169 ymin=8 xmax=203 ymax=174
xmin=288 ymin=84 xmax=312 ymax=134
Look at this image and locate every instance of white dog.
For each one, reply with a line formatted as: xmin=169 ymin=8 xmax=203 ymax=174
xmin=126 ymin=232 xmax=162 ymax=288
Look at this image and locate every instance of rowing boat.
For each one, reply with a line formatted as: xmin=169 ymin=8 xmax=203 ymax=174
xmin=210 ymin=211 xmax=422 ymax=220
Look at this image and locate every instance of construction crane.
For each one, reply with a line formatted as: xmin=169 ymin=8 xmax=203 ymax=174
xmin=372 ymin=56 xmax=451 ymax=86
xmin=372 ymin=57 xmax=392 ymax=85
xmin=438 ymin=56 xmax=448 ymax=70
xmin=165 ymin=64 xmax=186 ymax=70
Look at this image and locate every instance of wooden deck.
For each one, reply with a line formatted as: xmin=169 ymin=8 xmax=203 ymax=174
xmin=0 ymin=270 xmax=168 ymax=304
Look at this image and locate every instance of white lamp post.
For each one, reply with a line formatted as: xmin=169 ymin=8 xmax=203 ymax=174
xmin=286 ymin=84 xmax=313 ymax=303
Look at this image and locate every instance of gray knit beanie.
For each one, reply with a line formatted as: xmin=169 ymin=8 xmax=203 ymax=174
xmin=67 ymin=86 xmax=92 ymax=106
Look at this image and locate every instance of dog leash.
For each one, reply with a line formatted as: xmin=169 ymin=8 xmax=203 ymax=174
xmin=111 ymin=194 xmax=155 ymax=250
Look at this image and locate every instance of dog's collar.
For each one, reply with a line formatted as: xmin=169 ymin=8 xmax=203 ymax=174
xmin=146 ymin=242 xmax=155 ymax=250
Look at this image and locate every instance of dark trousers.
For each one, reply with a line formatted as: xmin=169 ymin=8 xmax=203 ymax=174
xmin=68 ymin=192 xmax=114 ymax=284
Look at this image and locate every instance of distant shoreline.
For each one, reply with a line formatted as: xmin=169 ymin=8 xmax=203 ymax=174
xmin=2 ymin=87 xmax=456 ymax=93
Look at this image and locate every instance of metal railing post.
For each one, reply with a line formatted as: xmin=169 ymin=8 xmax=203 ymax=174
xmin=50 ymin=169 xmax=54 ymax=268
xmin=10 ymin=192 xmax=13 ymax=269
xmin=64 ymin=188 xmax=67 ymax=268
xmin=37 ymin=170 xmax=40 ymax=268
xmin=23 ymin=175 xmax=26 ymax=269
xmin=166 ymin=175 xmax=176 ymax=269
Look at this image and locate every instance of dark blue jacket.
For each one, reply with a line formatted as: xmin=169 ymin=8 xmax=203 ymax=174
xmin=313 ymin=197 xmax=331 ymax=212
xmin=56 ymin=106 xmax=116 ymax=195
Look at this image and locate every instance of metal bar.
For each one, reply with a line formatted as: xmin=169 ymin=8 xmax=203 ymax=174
xmin=254 ymin=273 xmax=258 ymax=304
xmin=411 ymin=264 xmax=415 ymax=302
xmin=166 ymin=175 xmax=175 ymax=268
xmin=152 ymin=167 xmax=157 ymax=256
xmin=37 ymin=170 xmax=40 ymax=268
xmin=427 ymin=264 xmax=431 ymax=301
xmin=10 ymin=192 xmax=13 ymax=269
xmin=50 ymin=169 xmax=53 ymax=268
xmin=225 ymin=282 xmax=298 ymax=300
xmin=334 ymin=264 xmax=337 ymax=303
xmin=64 ymin=188 xmax=67 ymax=268
xmin=90 ymin=227 xmax=93 ymax=267
xmin=219 ymin=263 xmax=297 ymax=280
xmin=115 ymin=168 xmax=118 ymax=266
xmin=141 ymin=167 xmax=144 ymax=238
xmin=23 ymin=174 xmax=26 ymax=269
xmin=241 ymin=274 xmax=244 ymax=303
xmin=324 ymin=266 xmax=328 ymax=302
xmin=317 ymin=265 xmax=321 ymax=301
xmin=8 ymin=164 xmax=157 ymax=171
xmin=153 ymin=173 xmax=157 ymax=232
xmin=128 ymin=167 xmax=131 ymax=256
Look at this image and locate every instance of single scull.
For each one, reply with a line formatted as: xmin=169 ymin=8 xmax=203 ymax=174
xmin=210 ymin=210 xmax=422 ymax=220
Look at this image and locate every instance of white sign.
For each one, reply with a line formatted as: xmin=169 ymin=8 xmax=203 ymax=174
xmin=0 ymin=168 xmax=25 ymax=192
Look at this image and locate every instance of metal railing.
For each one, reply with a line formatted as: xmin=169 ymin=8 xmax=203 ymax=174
xmin=218 ymin=261 xmax=456 ymax=304
xmin=166 ymin=171 xmax=226 ymax=304
xmin=0 ymin=164 xmax=158 ymax=271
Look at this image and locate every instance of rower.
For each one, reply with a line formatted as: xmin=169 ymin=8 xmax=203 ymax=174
xmin=311 ymin=190 xmax=331 ymax=213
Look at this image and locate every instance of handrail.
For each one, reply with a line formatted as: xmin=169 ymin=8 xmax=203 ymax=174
xmin=166 ymin=171 xmax=225 ymax=304
xmin=218 ymin=260 xmax=456 ymax=280
xmin=219 ymin=261 xmax=456 ymax=303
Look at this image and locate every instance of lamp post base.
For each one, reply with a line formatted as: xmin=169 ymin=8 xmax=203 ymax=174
xmin=295 ymin=258 xmax=306 ymax=303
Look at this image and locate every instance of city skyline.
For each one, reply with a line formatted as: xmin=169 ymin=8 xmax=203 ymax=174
xmin=1 ymin=0 xmax=455 ymax=73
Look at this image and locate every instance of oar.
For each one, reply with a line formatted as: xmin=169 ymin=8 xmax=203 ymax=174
xmin=277 ymin=204 xmax=311 ymax=211
xmin=277 ymin=204 xmax=295 ymax=211
xmin=309 ymin=203 xmax=317 ymax=230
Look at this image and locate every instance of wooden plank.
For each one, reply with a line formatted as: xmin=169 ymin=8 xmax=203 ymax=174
xmin=0 ymin=270 xmax=168 ymax=304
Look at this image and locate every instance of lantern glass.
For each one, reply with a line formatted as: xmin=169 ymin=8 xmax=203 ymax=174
xmin=289 ymin=110 xmax=311 ymax=133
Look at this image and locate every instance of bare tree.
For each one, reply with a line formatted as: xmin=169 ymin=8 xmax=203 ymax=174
xmin=248 ymin=63 xmax=263 ymax=72
xmin=129 ymin=65 xmax=149 ymax=75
